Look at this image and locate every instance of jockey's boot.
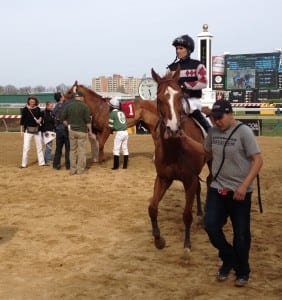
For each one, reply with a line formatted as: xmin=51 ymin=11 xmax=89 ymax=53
xmin=112 ymin=155 xmax=119 ymax=170
xmin=122 ymin=155 xmax=128 ymax=169
xmin=191 ymin=109 xmax=211 ymax=133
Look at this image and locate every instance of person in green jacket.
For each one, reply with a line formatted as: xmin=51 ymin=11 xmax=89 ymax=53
xmin=108 ymin=97 xmax=129 ymax=170
xmin=61 ymin=91 xmax=95 ymax=175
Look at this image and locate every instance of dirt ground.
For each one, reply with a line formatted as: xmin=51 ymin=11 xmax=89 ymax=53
xmin=0 ymin=133 xmax=281 ymax=300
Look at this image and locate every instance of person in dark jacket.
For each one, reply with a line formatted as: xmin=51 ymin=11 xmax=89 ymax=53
xmin=52 ymin=92 xmax=71 ymax=170
xmin=167 ymin=34 xmax=211 ymax=132
xmin=41 ymin=101 xmax=55 ymax=165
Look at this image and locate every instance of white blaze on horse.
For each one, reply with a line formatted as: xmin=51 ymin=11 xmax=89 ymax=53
xmin=148 ymin=67 xmax=208 ymax=255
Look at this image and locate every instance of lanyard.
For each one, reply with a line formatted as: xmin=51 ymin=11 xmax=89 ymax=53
xmin=213 ymin=123 xmax=244 ymax=181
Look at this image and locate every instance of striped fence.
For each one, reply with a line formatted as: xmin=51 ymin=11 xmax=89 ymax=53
xmin=231 ymin=103 xmax=280 ymax=115
xmin=0 ymin=115 xmax=21 ymax=119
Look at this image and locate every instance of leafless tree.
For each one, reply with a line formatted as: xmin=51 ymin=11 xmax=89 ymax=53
xmin=19 ymin=86 xmax=32 ymax=94
xmin=4 ymin=85 xmax=18 ymax=94
xmin=56 ymin=83 xmax=70 ymax=94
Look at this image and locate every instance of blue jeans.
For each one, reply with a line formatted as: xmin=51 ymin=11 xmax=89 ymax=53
xmin=44 ymin=140 xmax=53 ymax=162
xmin=204 ymin=187 xmax=252 ymax=278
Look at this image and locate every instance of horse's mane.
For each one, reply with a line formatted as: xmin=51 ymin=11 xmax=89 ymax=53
xmin=78 ymin=84 xmax=109 ymax=102
xmin=160 ymin=71 xmax=182 ymax=91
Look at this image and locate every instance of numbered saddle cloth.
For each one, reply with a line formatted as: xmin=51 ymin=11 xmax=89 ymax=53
xmin=120 ymin=100 xmax=135 ymax=118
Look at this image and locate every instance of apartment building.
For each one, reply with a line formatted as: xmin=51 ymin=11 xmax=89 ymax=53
xmin=92 ymin=74 xmax=142 ymax=96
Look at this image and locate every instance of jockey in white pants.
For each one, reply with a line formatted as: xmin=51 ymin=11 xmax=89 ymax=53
xmin=108 ymin=97 xmax=129 ymax=170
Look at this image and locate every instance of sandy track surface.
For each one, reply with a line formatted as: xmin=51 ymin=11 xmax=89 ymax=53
xmin=0 ymin=133 xmax=281 ymax=300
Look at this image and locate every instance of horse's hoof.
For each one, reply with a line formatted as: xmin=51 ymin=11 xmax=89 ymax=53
xmin=154 ymin=236 xmax=166 ymax=249
xmin=181 ymin=248 xmax=191 ymax=261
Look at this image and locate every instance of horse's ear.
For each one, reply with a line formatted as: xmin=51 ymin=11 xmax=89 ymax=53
xmin=72 ymin=81 xmax=78 ymax=93
xmin=173 ymin=65 xmax=181 ymax=82
xmin=151 ymin=68 xmax=161 ymax=84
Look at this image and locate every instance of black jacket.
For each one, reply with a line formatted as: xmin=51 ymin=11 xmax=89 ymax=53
xmin=41 ymin=109 xmax=55 ymax=132
xmin=168 ymin=57 xmax=206 ymax=98
xmin=20 ymin=106 xmax=41 ymax=131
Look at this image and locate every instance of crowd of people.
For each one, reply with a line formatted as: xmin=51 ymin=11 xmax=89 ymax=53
xmin=19 ymin=90 xmax=129 ymax=174
xmin=20 ymin=91 xmax=95 ymax=175
xmin=18 ymin=32 xmax=263 ymax=288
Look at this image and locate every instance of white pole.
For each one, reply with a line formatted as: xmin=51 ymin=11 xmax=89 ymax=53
xmin=197 ymin=24 xmax=215 ymax=107
xmin=197 ymin=24 xmax=213 ymax=90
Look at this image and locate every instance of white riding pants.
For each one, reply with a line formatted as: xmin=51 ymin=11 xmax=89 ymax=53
xmin=182 ymin=97 xmax=202 ymax=114
xmin=113 ymin=130 xmax=129 ymax=156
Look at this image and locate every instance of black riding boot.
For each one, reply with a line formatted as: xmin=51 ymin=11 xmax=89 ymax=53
xmin=112 ymin=155 xmax=119 ymax=170
xmin=123 ymin=155 xmax=128 ymax=169
xmin=191 ymin=109 xmax=211 ymax=132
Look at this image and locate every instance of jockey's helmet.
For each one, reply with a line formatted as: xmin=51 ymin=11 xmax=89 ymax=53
xmin=172 ymin=34 xmax=194 ymax=53
xmin=109 ymin=97 xmax=120 ymax=109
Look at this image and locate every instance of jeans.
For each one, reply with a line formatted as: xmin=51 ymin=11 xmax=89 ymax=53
xmin=204 ymin=187 xmax=252 ymax=277
xmin=53 ymin=128 xmax=70 ymax=169
xmin=44 ymin=140 xmax=53 ymax=162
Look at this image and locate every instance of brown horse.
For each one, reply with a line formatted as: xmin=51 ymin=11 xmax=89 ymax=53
xmin=148 ymin=67 xmax=207 ymax=254
xmin=64 ymin=81 xmax=159 ymax=162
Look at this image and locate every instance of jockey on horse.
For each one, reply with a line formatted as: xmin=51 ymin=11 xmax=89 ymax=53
xmin=167 ymin=34 xmax=211 ymax=133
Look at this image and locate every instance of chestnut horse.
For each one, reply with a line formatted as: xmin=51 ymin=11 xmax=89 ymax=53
xmin=148 ymin=68 xmax=207 ymax=254
xmin=64 ymin=81 xmax=159 ymax=162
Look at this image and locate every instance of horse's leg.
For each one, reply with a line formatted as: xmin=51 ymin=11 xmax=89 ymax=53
xmin=148 ymin=175 xmax=172 ymax=249
xmin=183 ymin=179 xmax=198 ymax=250
xmin=97 ymin=129 xmax=111 ymax=162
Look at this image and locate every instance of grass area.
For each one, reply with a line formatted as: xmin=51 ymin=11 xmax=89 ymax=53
xmin=0 ymin=108 xmax=21 ymax=114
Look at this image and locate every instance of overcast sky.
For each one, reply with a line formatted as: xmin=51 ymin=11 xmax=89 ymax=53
xmin=1 ymin=0 xmax=281 ymax=88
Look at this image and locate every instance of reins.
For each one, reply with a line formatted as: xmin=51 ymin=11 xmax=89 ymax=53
xmin=179 ymin=113 xmax=206 ymax=183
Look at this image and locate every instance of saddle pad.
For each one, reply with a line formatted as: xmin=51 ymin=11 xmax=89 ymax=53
xmin=121 ymin=100 xmax=135 ymax=118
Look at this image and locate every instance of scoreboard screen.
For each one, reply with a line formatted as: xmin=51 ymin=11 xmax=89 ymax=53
xmin=225 ymin=52 xmax=280 ymax=90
